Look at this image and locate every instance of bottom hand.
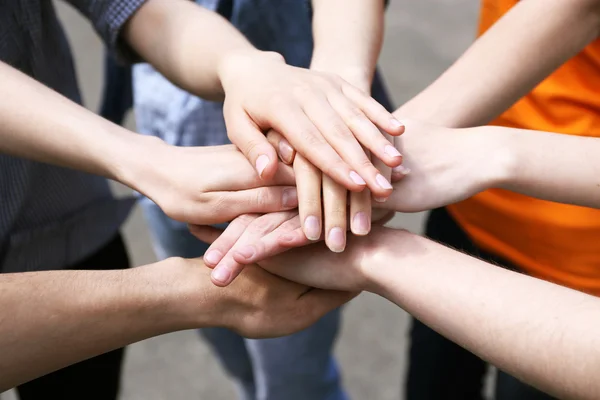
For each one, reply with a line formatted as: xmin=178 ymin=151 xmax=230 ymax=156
xmin=168 ymin=257 xmax=355 ymax=338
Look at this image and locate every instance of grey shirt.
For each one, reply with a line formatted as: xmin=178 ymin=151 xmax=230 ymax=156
xmin=0 ymin=0 xmax=146 ymax=272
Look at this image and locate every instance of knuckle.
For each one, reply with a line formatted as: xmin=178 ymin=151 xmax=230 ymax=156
xmin=358 ymin=157 xmax=375 ymax=169
xmin=299 ymin=128 xmax=325 ymax=147
xmin=267 ymin=92 xmax=289 ymax=108
xmin=291 ymin=84 xmax=313 ymax=100
xmin=251 ymin=187 xmax=276 ymax=209
xmin=328 ymin=119 xmax=353 ymax=140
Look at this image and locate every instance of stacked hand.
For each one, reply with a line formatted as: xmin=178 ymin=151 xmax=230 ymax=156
xmin=190 ymin=118 xmax=513 ymax=287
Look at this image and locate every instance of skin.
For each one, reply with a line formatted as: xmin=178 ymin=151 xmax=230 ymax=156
xmin=206 ymin=0 xmax=400 ymax=286
xmin=0 ymin=258 xmax=353 ymax=392
xmin=124 ymin=0 xmax=404 ymax=193
xmin=192 ymin=121 xmax=600 ymax=398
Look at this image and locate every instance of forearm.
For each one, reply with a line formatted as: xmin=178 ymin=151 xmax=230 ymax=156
xmin=0 ymin=260 xmax=211 ymax=391
xmin=123 ymin=0 xmax=270 ymax=101
xmin=364 ymin=229 xmax=600 ymax=399
xmin=310 ymin=0 xmax=385 ymax=90
xmin=469 ymin=125 xmax=600 ymax=208
xmin=396 ymin=0 xmax=600 ymax=127
xmin=0 ymin=61 xmax=162 ymax=185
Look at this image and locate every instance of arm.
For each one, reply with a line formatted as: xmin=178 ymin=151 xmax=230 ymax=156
xmin=228 ymin=227 xmax=600 ymax=400
xmin=121 ymin=0 xmax=403 ymax=195
xmin=310 ymin=0 xmax=385 ymax=91
xmin=396 ymin=0 xmax=600 ymax=127
xmin=0 ymin=61 xmax=299 ymax=224
xmin=363 ymin=229 xmax=600 ymax=400
xmin=0 ymin=258 xmax=351 ymax=391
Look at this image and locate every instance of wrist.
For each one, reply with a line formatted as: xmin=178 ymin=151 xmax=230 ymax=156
xmin=355 ymin=227 xmax=416 ymax=294
xmin=218 ymin=49 xmax=285 ymax=91
xmin=358 ymin=228 xmax=429 ymax=297
xmin=142 ymin=258 xmax=224 ymax=331
xmin=309 ymin=61 xmax=372 ymax=92
xmin=468 ymin=126 xmax=519 ymax=192
xmin=110 ymin=132 xmax=171 ymax=195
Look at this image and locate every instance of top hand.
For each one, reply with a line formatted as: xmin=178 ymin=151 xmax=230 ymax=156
xmin=218 ymin=50 xmax=404 ymax=197
xmin=121 ymin=142 xmax=298 ymax=225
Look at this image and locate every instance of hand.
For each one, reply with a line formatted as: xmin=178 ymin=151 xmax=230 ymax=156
xmin=121 ymin=142 xmax=298 ymax=225
xmin=163 ymin=256 xmax=355 ymax=338
xmin=190 ymin=224 xmax=402 ymax=292
xmin=267 ymin=131 xmax=393 ymax=252
xmin=382 ymin=118 xmax=511 ymax=213
xmin=190 ymin=209 xmax=395 ymax=286
xmin=218 ymin=50 xmax=404 ymax=197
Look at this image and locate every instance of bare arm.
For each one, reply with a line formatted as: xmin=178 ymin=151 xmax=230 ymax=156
xmin=363 ymin=229 xmax=600 ymax=400
xmin=243 ymin=226 xmax=600 ymax=400
xmin=396 ymin=0 xmax=600 ymax=127
xmin=122 ymin=0 xmax=256 ymax=100
xmin=0 ymin=262 xmax=206 ymax=391
xmin=310 ymin=0 xmax=385 ymax=90
xmin=0 ymin=258 xmax=350 ymax=391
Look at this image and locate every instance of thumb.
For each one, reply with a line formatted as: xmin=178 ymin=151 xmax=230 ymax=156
xmin=188 ymin=225 xmax=223 ymax=244
xmin=225 ymin=107 xmax=279 ymax=180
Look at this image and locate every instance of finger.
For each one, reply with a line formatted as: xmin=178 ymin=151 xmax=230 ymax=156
xmin=372 ymin=137 xmax=393 ymax=203
xmin=328 ymin=93 xmax=403 ymax=168
xmin=202 ymin=214 xmax=258 ymax=268
xmin=195 ymin=186 xmax=298 ymax=225
xmin=301 ymin=96 xmax=393 ymax=198
xmin=268 ymin=103 xmax=366 ymax=192
xmin=233 ymin=215 xmax=306 ymax=264
xmin=266 ymin=129 xmax=296 ymax=165
xmin=350 ymin=183 xmax=372 ymax=236
xmin=214 ymin=212 xmax=295 ymax=286
xmin=323 ymin=174 xmax=347 ymax=253
xmin=188 ymin=225 xmax=223 ymax=245
xmin=294 ymin=155 xmax=322 ymax=241
xmin=341 ymin=83 xmax=405 ymax=136
xmin=225 ymin=106 xmax=279 ymax=180
xmin=391 ymin=164 xmax=411 ymax=182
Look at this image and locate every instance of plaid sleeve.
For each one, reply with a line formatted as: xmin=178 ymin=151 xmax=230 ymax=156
xmin=63 ymin=0 xmax=148 ymax=63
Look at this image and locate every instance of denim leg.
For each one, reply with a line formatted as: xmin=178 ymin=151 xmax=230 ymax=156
xmin=140 ymin=198 xmax=255 ymax=399
xmin=245 ymin=308 xmax=347 ymax=400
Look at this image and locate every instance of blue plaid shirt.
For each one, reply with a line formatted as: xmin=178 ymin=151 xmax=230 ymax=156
xmin=133 ymin=0 xmax=393 ymax=149
xmin=0 ymin=0 xmax=146 ymax=272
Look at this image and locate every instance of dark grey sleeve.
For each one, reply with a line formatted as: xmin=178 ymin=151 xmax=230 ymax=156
xmin=62 ymin=0 xmax=148 ymax=62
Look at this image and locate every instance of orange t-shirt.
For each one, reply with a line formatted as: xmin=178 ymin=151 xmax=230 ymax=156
xmin=447 ymin=0 xmax=600 ymax=295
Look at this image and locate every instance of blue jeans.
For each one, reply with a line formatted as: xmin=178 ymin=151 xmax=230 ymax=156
xmin=140 ymin=198 xmax=348 ymax=400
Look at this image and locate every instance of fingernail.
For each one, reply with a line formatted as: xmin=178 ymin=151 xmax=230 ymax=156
xmin=278 ymin=139 xmax=294 ymax=163
xmin=204 ymin=250 xmax=223 ymax=266
xmin=349 ymin=171 xmax=366 ymax=186
xmin=211 ymin=267 xmax=231 ymax=284
xmin=384 ymin=145 xmax=402 ymax=158
xmin=353 ymin=212 xmax=370 ymax=235
xmin=282 ymin=188 xmax=298 ymax=208
xmin=374 ymin=197 xmax=388 ymax=203
xmin=327 ymin=227 xmax=346 ymax=253
xmin=304 ymin=216 xmax=321 ymax=240
xmin=236 ymin=245 xmax=255 ymax=260
xmin=376 ymin=174 xmax=393 ymax=190
xmin=256 ymin=155 xmax=270 ymax=177
xmin=391 ymin=119 xmax=404 ymax=129
xmin=393 ymin=165 xmax=411 ymax=175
